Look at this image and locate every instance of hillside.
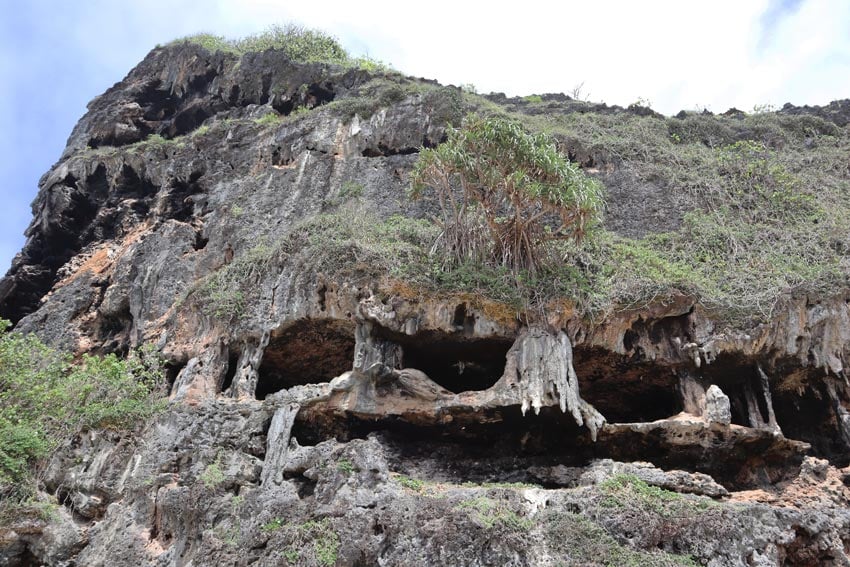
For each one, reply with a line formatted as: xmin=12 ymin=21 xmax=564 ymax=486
xmin=1 ymin=28 xmax=849 ymax=566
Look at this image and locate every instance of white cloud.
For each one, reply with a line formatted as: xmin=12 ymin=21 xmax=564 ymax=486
xmin=218 ymin=0 xmax=848 ymax=114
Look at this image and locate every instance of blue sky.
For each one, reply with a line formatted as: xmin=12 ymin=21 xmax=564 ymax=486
xmin=1 ymin=0 xmax=849 ymax=274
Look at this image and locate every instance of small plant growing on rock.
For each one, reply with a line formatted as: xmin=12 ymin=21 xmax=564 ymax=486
xmin=262 ymin=517 xmax=285 ymax=531
xmin=200 ymin=458 xmax=225 ymax=489
xmin=396 ymin=474 xmax=425 ymax=492
xmin=457 ymin=496 xmax=533 ymax=530
xmin=336 ymin=458 xmax=354 ymax=474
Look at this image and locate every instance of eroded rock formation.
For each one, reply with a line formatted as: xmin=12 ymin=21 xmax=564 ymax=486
xmin=2 ymin=40 xmax=850 ymax=566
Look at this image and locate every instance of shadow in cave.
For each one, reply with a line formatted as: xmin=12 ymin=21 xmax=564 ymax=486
xmin=573 ymin=346 xmax=683 ymax=423
xmin=291 ymin=403 xmax=803 ymax=491
xmin=255 ymin=319 xmax=356 ymax=400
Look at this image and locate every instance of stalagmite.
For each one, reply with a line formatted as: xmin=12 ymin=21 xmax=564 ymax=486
xmin=353 ymin=321 xmax=402 ymax=373
xmin=756 ymin=365 xmax=782 ymax=434
xmin=260 ymin=402 xmax=300 ymax=486
xmin=229 ymin=330 xmax=271 ymax=399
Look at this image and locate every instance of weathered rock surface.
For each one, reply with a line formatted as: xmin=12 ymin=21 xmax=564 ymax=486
xmin=2 ymin=41 xmax=850 ymax=566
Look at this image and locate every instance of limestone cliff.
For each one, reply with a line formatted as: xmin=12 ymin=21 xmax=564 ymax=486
xmin=2 ymin=38 xmax=850 ymax=566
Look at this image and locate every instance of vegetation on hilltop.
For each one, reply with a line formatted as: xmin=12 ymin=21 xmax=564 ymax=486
xmin=171 ymin=24 xmax=390 ymax=71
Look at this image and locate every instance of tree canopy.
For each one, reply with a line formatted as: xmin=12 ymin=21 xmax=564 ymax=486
xmin=411 ymin=114 xmax=605 ymax=275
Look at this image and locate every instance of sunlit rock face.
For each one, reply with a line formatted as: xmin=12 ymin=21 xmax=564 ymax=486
xmin=2 ymin=42 xmax=850 ymax=566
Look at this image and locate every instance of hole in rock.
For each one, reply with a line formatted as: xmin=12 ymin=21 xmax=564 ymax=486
xmin=390 ymin=330 xmax=512 ymax=394
xmin=165 ymin=175 xmax=205 ymax=222
xmin=220 ymin=353 xmax=239 ymax=394
xmin=293 ymin=403 xmax=801 ymax=490
xmin=772 ymin=368 xmax=850 ymax=466
xmin=256 ymin=319 xmax=355 ymax=400
xmin=573 ymin=346 xmax=682 ymax=423
xmin=701 ymin=355 xmax=774 ymax=428
xmin=163 ymin=361 xmax=186 ymax=396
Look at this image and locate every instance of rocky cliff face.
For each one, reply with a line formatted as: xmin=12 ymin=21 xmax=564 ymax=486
xmin=2 ymin=41 xmax=850 ymax=566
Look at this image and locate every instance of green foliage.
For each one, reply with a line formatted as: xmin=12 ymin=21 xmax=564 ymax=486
xmin=0 ymin=320 xmax=164 ymax=511
xmin=272 ymin=519 xmax=339 ymax=566
xmin=262 ymin=517 xmax=285 ymax=531
xmin=200 ymin=458 xmax=225 ymax=489
xmin=353 ymin=55 xmax=392 ymax=73
xmin=193 ymin=243 xmax=276 ymax=320
xmin=176 ymin=25 xmax=349 ymax=65
xmin=192 ymin=124 xmax=211 ymax=137
xmin=338 ymin=181 xmax=364 ymax=201
xmin=336 ymin=458 xmax=354 ymax=474
xmin=396 ymin=474 xmax=425 ymax=492
xmin=545 ymin=511 xmax=698 ymax=566
xmin=523 ymin=94 xmax=543 ymax=103
xmin=598 ymin=473 xmax=715 ymax=523
xmin=254 ymin=112 xmax=284 ymax=126
xmin=457 ymin=496 xmax=534 ymax=530
xmin=411 ymin=114 xmax=606 ymax=275
xmin=145 ymin=133 xmax=170 ymax=146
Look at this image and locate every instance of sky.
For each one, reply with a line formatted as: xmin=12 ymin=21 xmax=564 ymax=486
xmin=1 ymin=0 xmax=849 ymax=275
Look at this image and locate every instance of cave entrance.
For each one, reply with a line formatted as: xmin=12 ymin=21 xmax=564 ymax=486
xmin=395 ymin=332 xmax=512 ymax=394
xmin=771 ymin=368 xmax=850 ymax=466
xmin=700 ymin=355 xmax=774 ymax=428
xmin=573 ymin=346 xmax=682 ymax=423
xmin=256 ymin=319 xmax=355 ymax=400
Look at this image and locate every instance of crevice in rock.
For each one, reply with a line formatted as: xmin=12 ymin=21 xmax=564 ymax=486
xmin=220 ymin=353 xmax=239 ymax=395
xmin=164 ymin=173 xmax=205 ymax=222
xmin=574 ymin=346 xmax=683 ymax=423
xmin=163 ymin=360 xmax=186 ymax=397
xmin=256 ymin=319 xmax=355 ymax=399
xmin=361 ymin=145 xmax=419 ymax=158
xmin=386 ymin=330 xmax=512 ymax=394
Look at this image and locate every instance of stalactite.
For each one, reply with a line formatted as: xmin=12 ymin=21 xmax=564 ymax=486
xmin=510 ymin=326 xmax=605 ymax=440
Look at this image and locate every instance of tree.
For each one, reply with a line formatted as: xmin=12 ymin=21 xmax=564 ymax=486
xmin=411 ymin=114 xmax=604 ymax=275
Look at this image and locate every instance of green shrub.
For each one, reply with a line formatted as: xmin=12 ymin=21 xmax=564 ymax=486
xmin=0 ymin=320 xmax=164 ymax=512
xmin=175 ymin=24 xmax=350 ymax=66
xmin=254 ymin=113 xmax=284 ymax=126
xmin=336 ymin=458 xmax=354 ymax=474
xmin=411 ymin=114 xmax=606 ymax=275
xmin=395 ymin=474 xmax=425 ymax=492
xmin=200 ymin=458 xmax=225 ymax=489
xmin=544 ymin=511 xmax=698 ymax=566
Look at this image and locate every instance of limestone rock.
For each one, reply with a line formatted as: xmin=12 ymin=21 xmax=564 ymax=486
xmin=705 ymin=384 xmax=732 ymax=425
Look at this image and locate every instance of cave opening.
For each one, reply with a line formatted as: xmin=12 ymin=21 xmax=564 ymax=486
xmin=291 ymin=402 xmax=803 ymax=491
xmin=573 ymin=346 xmax=683 ymax=423
xmin=255 ymin=319 xmax=355 ymax=400
xmin=700 ymin=355 xmax=773 ymax=428
xmin=220 ymin=353 xmax=239 ymax=395
xmin=393 ymin=331 xmax=512 ymax=394
xmin=771 ymin=368 xmax=850 ymax=467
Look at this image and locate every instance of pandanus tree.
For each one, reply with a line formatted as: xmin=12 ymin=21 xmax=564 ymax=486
xmin=411 ymin=114 xmax=605 ymax=275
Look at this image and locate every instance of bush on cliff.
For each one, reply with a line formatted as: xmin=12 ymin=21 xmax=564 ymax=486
xmin=0 ymin=319 xmax=165 ymax=509
xmin=411 ymin=114 xmax=605 ymax=276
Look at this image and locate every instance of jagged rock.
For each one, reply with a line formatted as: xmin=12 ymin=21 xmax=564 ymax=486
xmin=529 ymin=459 xmax=729 ymax=498
xmin=2 ymin=39 xmax=850 ymax=566
xmin=705 ymin=384 xmax=732 ymax=425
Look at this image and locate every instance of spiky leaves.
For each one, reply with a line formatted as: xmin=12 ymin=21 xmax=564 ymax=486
xmin=411 ymin=115 xmax=604 ymax=275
